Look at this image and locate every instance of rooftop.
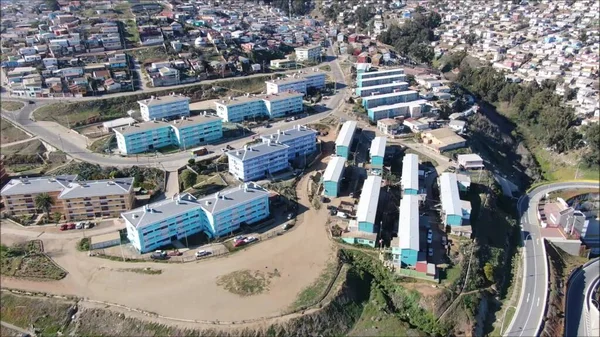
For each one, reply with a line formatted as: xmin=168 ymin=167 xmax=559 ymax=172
xmin=335 ymin=120 xmax=357 ymax=147
xmin=113 ymin=120 xmax=170 ymax=136
xmin=262 ymin=91 xmax=304 ymax=102
xmin=368 ymin=99 xmax=428 ymax=112
xmin=226 ymin=141 xmax=289 ymax=162
xmin=58 ymin=178 xmax=134 ymax=199
xmin=323 ymin=156 xmax=346 ymax=183
xmin=378 ymin=118 xmax=400 ymax=126
xmin=401 ymin=153 xmax=419 ymax=191
xmin=122 ymin=193 xmax=202 ymax=229
xmin=197 ymin=182 xmax=270 ymax=215
xmin=370 ymin=136 xmax=387 ymax=158
xmin=138 ymin=94 xmax=190 ymax=107
xmin=457 ymin=153 xmax=484 ymax=163
xmin=440 ymin=173 xmax=462 ymax=216
xmin=171 ymin=114 xmax=221 ymax=129
xmin=358 ymin=81 xmax=409 ymax=91
xmin=214 ymin=95 xmax=264 ymax=107
xmin=356 ymin=176 xmax=382 ymax=225
xmin=260 ymin=125 xmax=317 ymax=144
xmin=398 ymin=194 xmax=419 ymax=250
xmin=358 ymin=73 xmax=407 ymax=84
xmin=425 ymin=128 xmax=466 ymax=146
xmin=361 ymin=90 xmax=419 ymax=102
xmin=266 ymin=76 xmax=307 ymax=86
xmin=1 ymin=175 xmax=77 ymax=196
xmin=357 ymin=68 xmax=405 ymax=80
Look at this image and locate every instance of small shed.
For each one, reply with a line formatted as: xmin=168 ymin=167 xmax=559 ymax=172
xmin=90 ymin=231 xmax=121 ymax=250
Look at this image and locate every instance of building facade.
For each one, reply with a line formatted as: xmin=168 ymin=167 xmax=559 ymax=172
xmin=1 ymin=175 xmax=76 ymax=217
xmin=171 ymin=115 xmax=223 ymax=150
xmin=401 ymin=153 xmax=419 ymax=195
xmin=440 ymin=173 xmax=463 ymax=226
xmin=266 ymin=77 xmax=307 ymax=95
xmin=114 ymin=121 xmax=174 ymax=154
xmin=357 ymin=68 xmax=405 ymax=81
xmin=369 ymin=136 xmax=386 ymax=170
xmin=262 ymin=92 xmax=304 ymax=118
xmin=356 ymin=175 xmax=382 ymax=233
xmin=323 ymin=156 xmax=346 ymax=197
xmin=295 ymin=45 xmax=322 ymax=62
xmin=357 ymin=73 xmax=407 ymax=88
xmin=58 ymin=178 xmax=135 ymax=221
xmin=367 ymin=100 xmax=428 ymax=122
xmin=361 ymin=90 xmax=420 ymax=109
xmin=215 ymin=96 xmax=266 ymax=123
xmin=138 ymin=94 xmax=190 ymax=122
xmin=335 ymin=121 xmax=357 ymax=159
xmin=393 ymin=194 xmax=420 ymax=267
xmin=260 ymin=125 xmax=317 ymax=160
xmin=123 ymin=184 xmax=270 ymax=253
xmin=355 ymin=81 xmax=409 ymax=97
xmin=226 ymin=142 xmax=290 ymax=181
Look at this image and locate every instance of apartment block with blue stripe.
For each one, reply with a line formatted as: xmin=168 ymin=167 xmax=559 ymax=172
xmin=355 ymin=81 xmax=409 ymax=97
xmin=260 ymin=125 xmax=317 ymax=160
xmin=440 ymin=173 xmax=463 ymax=226
xmin=401 ymin=153 xmax=419 ymax=195
xmin=322 ymin=156 xmax=346 ymax=197
xmin=226 ymin=141 xmax=290 ymax=182
xmin=122 ymin=183 xmax=270 ymax=253
xmin=356 ymin=68 xmax=405 ymax=81
xmin=262 ymin=92 xmax=304 ymax=118
xmin=392 ymin=194 xmax=420 ymax=267
xmin=171 ymin=114 xmax=223 ymax=149
xmin=356 ymin=175 xmax=382 ymax=233
xmin=138 ymin=94 xmax=190 ymax=122
xmin=215 ymin=95 xmax=267 ymax=123
xmin=367 ymin=100 xmax=429 ymax=122
xmin=361 ymin=90 xmax=419 ymax=109
xmin=369 ymin=136 xmax=386 ymax=170
xmin=335 ymin=121 xmax=357 ymax=159
xmin=357 ymin=73 xmax=407 ymax=88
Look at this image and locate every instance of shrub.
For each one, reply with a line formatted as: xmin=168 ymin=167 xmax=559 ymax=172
xmin=77 ymin=238 xmax=90 ymax=251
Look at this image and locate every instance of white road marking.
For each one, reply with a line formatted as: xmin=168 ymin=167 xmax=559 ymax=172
xmin=526 ymin=293 xmax=530 ymax=302
xmin=536 ymin=238 xmax=539 ymax=245
xmin=536 ymin=298 xmax=540 ymax=307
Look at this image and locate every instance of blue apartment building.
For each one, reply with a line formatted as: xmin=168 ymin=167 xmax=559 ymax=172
xmin=262 ymin=92 xmax=304 ymax=118
xmin=392 ymin=194 xmax=420 ymax=267
xmin=215 ymin=92 xmax=304 ymax=122
xmin=335 ymin=121 xmax=357 ymax=159
xmin=122 ymin=183 xmax=270 ymax=253
xmin=356 ymin=175 xmax=382 ymax=233
xmin=355 ymin=81 xmax=409 ymax=97
xmin=357 ymin=73 xmax=407 ymax=88
xmin=401 ymin=153 xmax=419 ymax=195
xmin=114 ymin=115 xmax=223 ymax=154
xmin=226 ymin=141 xmax=290 ymax=181
xmin=357 ymin=68 xmax=405 ymax=81
xmin=260 ymin=125 xmax=317 ymax=160
xmin=138 ymin=94 xmax=190 ymax=122
xmin=361 ymin=90 xmax=419 ymax=109
xmin=440 ymin=173 xmax=464 ymax=226
xmin=322 ymin=156 xmax=346 ymax=197
xmin=367 ymin=100 xmax=429 ymax=122
xmin=369 ymin=136 xmax=386 ymax=170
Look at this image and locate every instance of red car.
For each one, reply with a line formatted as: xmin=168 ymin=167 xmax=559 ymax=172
xmin=59 ymin=224 xmax=68 ymax=231
xmin=167 ymin=250 xmax=182 ymax=256
xmin=68 ymin=223 xmax=76 ymax=230
xmin=234 ymin=239 xmax=247 ymax=247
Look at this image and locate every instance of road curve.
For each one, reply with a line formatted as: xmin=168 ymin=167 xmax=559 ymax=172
xmin=505 ymin=181 xmax=600 ymax=337
xmin=565 ymin=258 xmax=600 ymax=337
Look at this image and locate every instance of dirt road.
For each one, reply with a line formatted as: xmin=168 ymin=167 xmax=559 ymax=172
xmin=0 ymin=175 xmax=334 ymax=322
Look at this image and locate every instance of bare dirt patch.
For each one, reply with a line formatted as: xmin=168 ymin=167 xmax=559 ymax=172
xmin=0 ymin=118 xmax=30 ymax=145
xmin=217 ymin=269 xmax=281 ymax=296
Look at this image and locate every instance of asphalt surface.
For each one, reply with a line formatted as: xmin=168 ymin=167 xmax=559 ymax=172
xmin=505 ymin=181 xmax=600 ymax=337
xmin=0 ymin=45 xmax=348 ymax=171
xmin=565 ymin=258 xmax=600 ymax=337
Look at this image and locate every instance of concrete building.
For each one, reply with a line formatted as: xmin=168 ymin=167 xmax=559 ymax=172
xmin=393 ymin=194 xmax=420 ymax=267
xmin=369 ymin=136 xmax=386 ymax=170
xmin=322 ymin=156 xmax=346 ymax=197
xmin=260 ymin=125 xmax=317 ymax=160
xmin=270 ymin=59 xmax=296 ymax=69
xmin=215 ymin=93 xmax=304 ymax=122
xmin=357 ymin=73 xmax=407 ymax=88
xmin=265 ymin=72 xmax=326 ymax=94
xmin=355 ymin=81 xmax=409 ymax=97
xmin=357 ymin=68 xmax=405 ymax=81
xmin=301 ymin=71 xmax=327 ymax=90
xmin=295 ymin=45 xmax=322 ymax=62
xmin=90 ymin=232 xmax=121 ymax=250
xmin=457 ymin=154 xmax=485 ymax=169
xmin=356 ymin=175 xmax=382 ymax=233
xmin=367 ymin=100 xmax=428 ymax=122
xmin=58 ymin=178 xmax=135 ymax=221
xmin=440 ymin=173 xmax=463 ymax=226
xmin=361 ymin=90 xmax=420 ymax=109
xmin=401 ymin=154 xmax=419 ymax=195
xmin=123 ymin=183 xmax=270 ymax=253
xmin=171 ymin=114 xmax=223 ymax=150
xmin=335 ymin=121 xmax=357 ymax=159
xmin=226 ymin=142 xmax=289 ymax=181
xmin=377 ymin=118 xmax=402 ymax=136
xmin=421 ymin=128 xmax=467 ymax=152
xmin=262 ymin=92 xmax=304 ymax=118
xmin=138 ymin=94 xmax=190 ymax=122
xmin=1 ymin=175 xmax=76 ymax=217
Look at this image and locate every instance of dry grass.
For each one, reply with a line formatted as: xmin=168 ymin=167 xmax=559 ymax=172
xmin=216 ymin=269 xmax=280 ymax=296
xmin=0 ymin=118 xmax=30 ymax=145
xmin=1 ymin=101 xmax=24 ymax=111
xmin=0 ymin=292 xmax=75 ymax=336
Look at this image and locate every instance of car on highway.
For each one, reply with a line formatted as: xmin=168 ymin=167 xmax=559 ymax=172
xmin=60 ymin=224 xmax=68 ymax=231
xmin=427 ymin=229 xmax=433 ymax=244
xmin=195 ymin=250 xmax=211 ymax=258
xmin=428 ymin=248 xmax=434 ymax=257
xmin=28 ymin=100 xmax=35 ymax=104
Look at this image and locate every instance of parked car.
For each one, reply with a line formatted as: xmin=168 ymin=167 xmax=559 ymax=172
xmin=321 ymin=196 xmax=330 ymax=203
xmin=75 ymin=222 xmax=85 ymax=229
xmin=195 ymin=250 xmax=211 ymax=258
xmin=234 ymin=240 xmax=247 ymax=247
xmin=68 ymin=223 xmax=76 ymax=230
xmin=226 ymin=145 xmax=234 ymax=150
xmin=287 ymin=213 xmax=293 ymax=220
xmin=427 ymin=229 xmax=433 ymax=244
xmin=60 ymin=224 xmax=68 ymax=231
xmin=84 ymin=222 xmax=94 ymax=229
xmin=336 ymin=211 xmax=348 ymax=219
xmin=168 ymin=250 xmax=182 ymax=256
xmin=282 ymin=223 xmax=293 ymax=231
xmin=151 ymin=251 xmax=168 ymax=260
xmin=28 ymin=100 xmax=35 ymax=104
xmin=327 ymin=205 xmax=337 ymax=211
xmin=428 ymin=248 xmax=434 ymax=257
xmin=244 ymin=236 xmax=258 ymax=244
xmin=329 ymin=209 xmax=337 ymax=216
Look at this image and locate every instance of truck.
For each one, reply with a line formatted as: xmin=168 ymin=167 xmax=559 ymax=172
xmin=191 ymin=147 xmax=208 ymax=156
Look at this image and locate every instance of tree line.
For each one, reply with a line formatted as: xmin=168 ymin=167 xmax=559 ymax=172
xmin=456 ymin=65 xmax=599 ymax=168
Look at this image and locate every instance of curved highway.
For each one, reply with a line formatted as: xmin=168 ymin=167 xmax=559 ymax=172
xmin=1 ymin=46 xmax=347 ymax=171
xmin=565 ymin=258 xmax=600 ymax=337
xmin=505 ymin=181 xmax=600 ymax=337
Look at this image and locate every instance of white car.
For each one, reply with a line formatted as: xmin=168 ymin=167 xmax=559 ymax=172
xmin=244 ymin=236 xmax=258 ymax=244
xmin=75 ymin=222 xmax=85 ymax=229
xmin=195 ymin=250 xmax=210 ymax=258
xmin=336 ymin=211 xmax=348 ymax=219
xmin=427 ymin=229 xmax=433 ymax=244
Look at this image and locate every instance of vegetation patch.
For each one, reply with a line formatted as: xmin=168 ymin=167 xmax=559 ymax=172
xmin=216 ymin=269 xmax=280 ymax=296
xmin=0 ymin=242 xmax=66 ymax=280
xmin=1 ymin=101 xmax=24 ymax=111
xmin=0 ymin=118 xmax=30 ymax=145
xmin=117 ymin=267 xmax=162 ymax=275
xmin=0 ymin=292 xmax=75 ymax=336
xmin=77 ymin=238 xmax=90 ymax=252
xmin=288 ymin=261 xmax=340 ymax=312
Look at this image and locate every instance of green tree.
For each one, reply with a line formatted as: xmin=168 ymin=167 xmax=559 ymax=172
xmin=35 ymin=193 xmax=54 ymax=220
xmin=483 ymin=262 xmax=495 ymax=282
xmin=180 ymin=170 xmax=197 ymax=189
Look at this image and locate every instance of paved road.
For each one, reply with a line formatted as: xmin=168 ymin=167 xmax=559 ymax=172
xmin=0 ymin=49 xmax=348 ymax=171
xmin=565 ymin=258 xmax=600 ymax=337
xmin=505 ymin=181 xmax=600 ymax=337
